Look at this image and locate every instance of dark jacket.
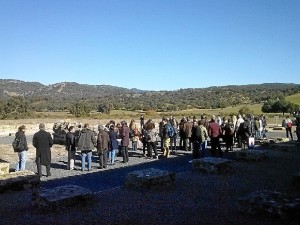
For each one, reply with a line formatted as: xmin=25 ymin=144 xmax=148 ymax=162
xmin=97 ymin=130 xmax=110 ymax=151
xmin=191 ymin=126 xmax=202 ymax=143
xmin=109 ymin=129 xmax=119 ymax=150
xmin=33 ymin=129 xmax=53 ymax=166
xmin=66 ymin=132 xmax=76 ymax=151
xmin=77 ymin=128 xmax=96 ymax=151
xmin=120 ymin=125 xmax=130 ymax=147
xmin=15 ymin=131 xmax=29 ymax=152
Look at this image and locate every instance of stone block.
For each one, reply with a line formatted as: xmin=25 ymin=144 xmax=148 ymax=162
xmin=0 ymin=162 xmax=9 ymax=175
xmin=277 ymin=137 xmax=290 ymax=142
xmin=270 ymin=143 xmax=296 ymax=152
xmin=238 ymin=190 xmax=300 ymax=219
xmin=192 ymin=157 xmax=232 ymax=174
xmin=39 ymin=185 xmax=93 ymax=210
xmin=0 ymin=170 xmax=40 ymax=192
xmin=292 ymin=172 xmax=300 ymax=188
xmin=125 ymin=168 xmax=176 ymax=190
xmin=273 ymin=127 xmax=284 ymax=130
xmin=236 ymin=150 xmax=268 ymax=161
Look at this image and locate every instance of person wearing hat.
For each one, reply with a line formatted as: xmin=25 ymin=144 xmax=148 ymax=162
xmin=97 ymin=125 xmax=110 ymax=169
xmin=33 ymin=123 xmax=53 ymax=177
xmin=14 ymin=125 xmax=29 ymax=171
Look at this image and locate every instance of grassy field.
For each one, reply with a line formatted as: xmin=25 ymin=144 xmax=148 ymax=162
xmin=21 ymin=103 xmax=290 ymax=125
xmin=286 ymin=93 xmax=300 ymax=105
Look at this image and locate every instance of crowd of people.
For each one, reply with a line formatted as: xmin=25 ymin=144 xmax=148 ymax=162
xmin=11 ymin=112 xmax=300 ymax=175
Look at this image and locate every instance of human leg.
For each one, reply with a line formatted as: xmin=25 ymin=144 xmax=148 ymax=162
xmin=19 ymin=151 xmax=27 ymax=170
xmin=81 ymin=152 xmax=87 ymax=171
xmin=87 ymin=151 xmax=92 ymax=171
xmin=36 ymin=156 xmax=42 ymax=176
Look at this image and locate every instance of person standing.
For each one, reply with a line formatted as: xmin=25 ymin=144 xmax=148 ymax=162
xmin=145 ymin=121 xmax=158 ymax=159
xmin=108 ymin=125 xmax=118 ymax=165
xmin=208 ymin=116 xmax=223 ymax=157
xmin=120 ymin=121 xmax=130 ymax=163
xmin=97 ymin=125 xmax=110 ymax=169
xmin=14 ymin=125 xmax=29 ymax=171
xmin=77 ymin=123 xmax=96 ymax=171
xmin=162 ymin=119 xmax=171 ymax=158
xmin=285 ymin=116 xmax=294 ymax=140
xmin=140 ymin=114 xmax=145 ymax=130
xmin=33 ymin=123 xmax=53 ymax=177
xmin=129 ymin=119 xmax=139 ymax=151
xmin=66 ymin=126 xmax=76 ymax=170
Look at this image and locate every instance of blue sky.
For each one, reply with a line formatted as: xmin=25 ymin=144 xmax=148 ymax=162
xmin=0 ymin=0 xmax=299 ymax=91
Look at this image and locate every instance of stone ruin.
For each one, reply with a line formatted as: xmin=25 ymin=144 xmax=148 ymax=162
xmin=0 ymin=170 xmax=40 ymax=193
xmin=236 ymin=149 xmax=269 ymax=161
xmin=238 ymin=190 xmax=300 ymax=219
xmin=125 ymin=168 xmax=176 ymax=190
xmin=38 ymin=185 xmax=94 ymax=210
xmin=52 ymin=122 xmax=84 ymax=145
xmin=192 ymin=157 xmax=232 ymax=174
xmin=52 ymin=122 xmax=70 ymax=145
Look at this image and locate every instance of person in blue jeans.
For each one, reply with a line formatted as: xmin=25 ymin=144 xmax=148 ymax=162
xmin=108 ymin=125 xmax=119 ymax=165
xmin=14 ymin=125 xmax=29 ymax=171
xmin=77 ymin=123 xmax=96 ymax=171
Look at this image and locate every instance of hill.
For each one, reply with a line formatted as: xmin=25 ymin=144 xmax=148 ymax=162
xmin=285 ymin=93 xmax=300 ymax=105
xmin=0 ymin=79 xmax=300 ymax=113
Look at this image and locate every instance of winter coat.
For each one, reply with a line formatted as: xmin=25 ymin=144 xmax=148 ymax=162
xmin=66 ymin=132 xmax=76 ymax=151
xmin=15 ymin=131 xmax=29 ymax=152
xmin=109 ymin=129 xmax=119 ymax=150
xmin=77 ymin=128 xmax=96 ymax=151
xmin=97 ymin=130 xmax=110 ymax=151
xmin=120 ymin=125 xmax=130 ymax=147
xmin=33 ymin=129 xmax=53 ymax=166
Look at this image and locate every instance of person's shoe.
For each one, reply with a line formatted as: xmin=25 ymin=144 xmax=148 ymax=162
xmin=155 ymin=156 xmax=159 ymax=159
xmin=46 ymin=173 xmax=51 ymax=177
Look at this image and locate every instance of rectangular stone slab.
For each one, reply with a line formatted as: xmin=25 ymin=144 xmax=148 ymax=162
xmin=39 ymin=185 xmax=93 ymax=209
xmin=0 ymin=170 xmax=40 ymax=192
xmin=192 ymin=157 xmax=232 ymax=173
xmin=236 ymin=150 xmax=269 ymax=161
xmin=270 ymin=143 xmax=296 ymax=151
xmin=125 ymin=168 xmax=176 ymax=190
xmin=238 ymin=190 xmax=300 ymax=219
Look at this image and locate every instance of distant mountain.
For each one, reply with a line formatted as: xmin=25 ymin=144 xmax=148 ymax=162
xmin=0 ymin=79 xmax=136 ymax=100
xmin=1 ymin=79 xmax=299 ymax=112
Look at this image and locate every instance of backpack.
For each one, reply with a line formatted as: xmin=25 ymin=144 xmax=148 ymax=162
xmin=12 ymin=137 xmax=21 ymax=152
xmin=167 ymin=124 xmax=175 ymax=138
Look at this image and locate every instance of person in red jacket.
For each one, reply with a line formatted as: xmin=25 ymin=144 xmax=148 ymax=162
xmin=208 ymin=116 xmax=223 ymax=157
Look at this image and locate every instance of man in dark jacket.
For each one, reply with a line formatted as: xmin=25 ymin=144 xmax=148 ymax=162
xmin=33 ymin=123 xmax=53 ymax=177
xmin=66 ymin=126 xmax=76 ymax=170
xmin=77 ymin=123 xmax=96 ymax=171
xmin=120 ymin=121 xmax=130 ymax=163
xmin=97 ymin=125 xmax=110 ymax=169
xmin=15 ymin=125 xmax=29 ymax=171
